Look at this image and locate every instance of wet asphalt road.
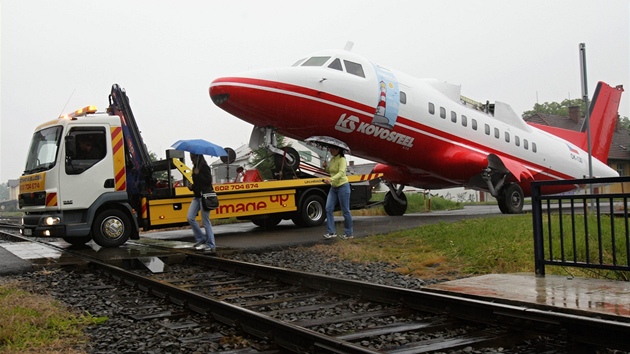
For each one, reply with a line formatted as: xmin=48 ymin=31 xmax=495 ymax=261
xmin=143 ymin=204 xmax=522 ymax=252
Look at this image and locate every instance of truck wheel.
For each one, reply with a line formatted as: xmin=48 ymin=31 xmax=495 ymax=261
xmin=62 ymin=235 xmax=92 ymax=246
xmin=384 ymin=191 xmax=407 ymax=216
xmin=92 ymin=209 xmax=131 ymax=248
xmin=251 ymin=215 xmax=282 ymax=228
xmin=292 ymin=194 xmax=325 ymax=227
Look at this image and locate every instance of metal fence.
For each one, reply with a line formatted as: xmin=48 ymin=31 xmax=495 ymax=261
xmin=531 ymin=176 xmax=630 ymax=276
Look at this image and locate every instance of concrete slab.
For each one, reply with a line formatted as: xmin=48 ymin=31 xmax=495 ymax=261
xmin=426 ymin=273 xmax=630 ymax=320
xmin=0 ymin=244 xmax=34 ymax=275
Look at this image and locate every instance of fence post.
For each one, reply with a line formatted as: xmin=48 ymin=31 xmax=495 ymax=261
xmin=531 ymin=182 xmax=545 ymax=276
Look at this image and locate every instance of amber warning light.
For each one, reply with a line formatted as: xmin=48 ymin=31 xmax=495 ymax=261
xmin=59 ymin=105 xmax=97 ymax=120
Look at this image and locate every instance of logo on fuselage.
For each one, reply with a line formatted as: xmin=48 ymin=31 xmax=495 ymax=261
xmin=334 ymin=114 xmax=414 ymax=148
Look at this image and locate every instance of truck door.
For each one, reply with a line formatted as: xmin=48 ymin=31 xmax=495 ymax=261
xmin=61 ymin=127 xmax=114 ymax=209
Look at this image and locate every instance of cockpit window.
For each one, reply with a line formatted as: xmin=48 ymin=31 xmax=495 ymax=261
xmin=328 ymin=58 xmax=343 ymax=71
xmin=301 ymin=56 xmax=331 ymax=67
xmin=344 ymin=60 xmax=365 ymax=78
xmin=292 ymin=58 xmax=307 ymax=67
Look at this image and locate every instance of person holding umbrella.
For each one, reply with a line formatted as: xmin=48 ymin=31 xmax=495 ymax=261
xmin=187 ymin=153 xmax=216 ymax=252
xmin=322 ymin=145 xmax=353 ymax=240
xmin=172 ymin=139 xmax=227 ymax=252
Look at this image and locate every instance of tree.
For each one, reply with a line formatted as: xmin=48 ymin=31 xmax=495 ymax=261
xmin=522 ymin=98 xmax=586 ymax=118
xmin=522 ymin=98 xmax=628 ymax=129
xmin=0 ymin=183 xmax=8 ymax=201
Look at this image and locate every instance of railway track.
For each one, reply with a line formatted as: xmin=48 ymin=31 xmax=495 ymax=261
xmin=1 ymin=230 xmax=629 ymax=353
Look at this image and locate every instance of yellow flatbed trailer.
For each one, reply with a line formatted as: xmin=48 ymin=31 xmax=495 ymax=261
xmin=143 ymin=171 xmax=382 ymax=229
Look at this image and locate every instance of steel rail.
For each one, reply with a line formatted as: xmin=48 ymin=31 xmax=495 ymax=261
xmin=3 ymin=231 xmax=630 ymax=352
xmin=187 ymin=254 xmax=630 ymax=351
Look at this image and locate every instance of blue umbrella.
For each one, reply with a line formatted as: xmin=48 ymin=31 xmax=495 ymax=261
xmin=171 ymin=139 xmax=228 ymax=157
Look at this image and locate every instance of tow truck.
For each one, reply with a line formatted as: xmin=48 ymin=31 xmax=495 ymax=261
xmin=19 ymin=84 xmax=381 ymax=247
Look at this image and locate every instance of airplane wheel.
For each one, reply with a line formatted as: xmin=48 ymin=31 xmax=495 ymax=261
xmin=384 ymin=191 xmax=407 ymax=216
xmin=92 ymin=209 xmax=131 ymax=248
xmin=274 ymin=147 xmax=300 ymax=172
xmin=499 ymin=183 xmax=524 ymax=214
xmin=292 ymin=194 xmax=325 ymax=227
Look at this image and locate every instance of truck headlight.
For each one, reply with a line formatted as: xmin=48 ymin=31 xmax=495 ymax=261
xmin=44 ymin=216 xmax=61 ymax=225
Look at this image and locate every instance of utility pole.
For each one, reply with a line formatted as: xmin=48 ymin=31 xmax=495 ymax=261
xmin=579 ymin=43 xmax=594 ymax=209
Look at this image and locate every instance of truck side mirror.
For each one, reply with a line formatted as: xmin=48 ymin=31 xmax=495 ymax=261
xmin=65 ymin=135 xmax=77 ymax=160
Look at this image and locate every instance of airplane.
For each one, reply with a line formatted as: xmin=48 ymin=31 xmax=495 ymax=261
xmin=209 ymin=45 xmax=624 ymax=214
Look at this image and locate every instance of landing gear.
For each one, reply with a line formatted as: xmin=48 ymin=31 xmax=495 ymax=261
xmin=481 ymin=166 xmax=524 ymax=214
xmin=274 ymin=146 xmax=300 ymax=175
xmin=383 ymin=183 xmax=407 ymax=216
xmin=249 ymin=126 xmax=301 ymax=179
xmin=497 ymin=183 xmax=524 ymax=214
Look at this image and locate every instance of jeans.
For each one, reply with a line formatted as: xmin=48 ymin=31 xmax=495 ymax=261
xmin=187 ymin=197 xmax=215 ymax=248
xmin=326 ymin=183 xmax=352 ymax=236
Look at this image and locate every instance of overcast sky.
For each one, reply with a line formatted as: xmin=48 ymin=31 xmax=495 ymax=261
xmin=2 ymin=0 xmax=629 ymax=183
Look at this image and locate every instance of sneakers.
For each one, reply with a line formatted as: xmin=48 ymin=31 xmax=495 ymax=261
xmin=192 ymin=241 xmax=204 ymax=249
xmin=204 ymin=247 xmax=216 ymax=253
xmin=324 ymin=233 xmax=353 ymax=240
xmin=195 ymin=244 xmax=209 ymax=251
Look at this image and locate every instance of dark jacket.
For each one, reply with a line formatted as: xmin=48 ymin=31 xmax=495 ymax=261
xmin=191 ymin=164 xmax=213 ymax=197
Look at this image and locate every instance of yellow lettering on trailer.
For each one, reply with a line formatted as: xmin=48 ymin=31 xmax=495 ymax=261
xmin=147 ymin=190 xmax=297 ymax=226
xmin=214 ymin=190 xmax=294 ymax=217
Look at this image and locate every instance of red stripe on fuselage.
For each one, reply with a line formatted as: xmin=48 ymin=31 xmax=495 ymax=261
xmin=211 ymin=77 xmax=573 ymax=190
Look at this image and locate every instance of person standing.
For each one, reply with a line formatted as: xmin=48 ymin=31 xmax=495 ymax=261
xmin=322 ymin=146 xmax=353 ymax=239
xmin=235 ymin=166 xmax=245 ymax=182
xmin=186 ymin=153 xmax=216 ymax=252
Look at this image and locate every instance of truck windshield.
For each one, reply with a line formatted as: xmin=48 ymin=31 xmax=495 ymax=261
xmin=24 ymin=126 xmax=63 ymax=174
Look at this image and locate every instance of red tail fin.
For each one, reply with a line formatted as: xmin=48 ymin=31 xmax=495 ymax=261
xmin=583 ymin=82 xmax=624 ymax=161
xmin=529 ymin=82 xmax=623 ymax=163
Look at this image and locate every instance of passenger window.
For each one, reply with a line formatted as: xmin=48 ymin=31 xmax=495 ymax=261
xmin=484 ymin=124 xmax=490 ymax=135
xmin=532 ymin=142 xmax=537 ymax=153
xmin=505 ymin=132 xmax=510 ymax=143
xmin=524 ymin=139 xmax=529 ymax=150
xmin=302 ymin=56 xmax=331 ymax=66
xmin=66 ymin=127 xmax=106 ymax=175
xmin=400 ymin=91 xmax=407 ymax=104
xmin=461 ymin=115 xmax=467 ymax=127
xmin=494 ymin=128 xmax=500 ymax=139
xmin=440 ymin=107 xmax=446 ymax=119
xmin=472 ymin=118 xmax=477 ymax=130
xmin=515 ymin=136 xmax=520 ymax=147
xmin=328 ymin=58 xmax=342 ymax=71
xmin=451 ymin=111 xmax=457 ymax=123
xmin=429 ymin=102 xmax=435 ymax=115
xmin=344 ymin=60 xmax=365 ymax=77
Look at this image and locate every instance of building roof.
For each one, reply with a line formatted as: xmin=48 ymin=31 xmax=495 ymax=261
xmin=524 ymin=113 xmax=630 ymax=162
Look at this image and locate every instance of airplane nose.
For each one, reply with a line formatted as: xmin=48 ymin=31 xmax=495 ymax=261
xmin=211 ymin=93 xmax=229 ymax=106
xmin=209 ymin=78 xmax=230 ymax=106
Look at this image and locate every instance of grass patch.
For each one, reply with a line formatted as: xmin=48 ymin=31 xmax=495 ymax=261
xmin=313 ymin=213 xmax=630 ymax=280
xmin=0 ymin=275 xmax=107 ymax=353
